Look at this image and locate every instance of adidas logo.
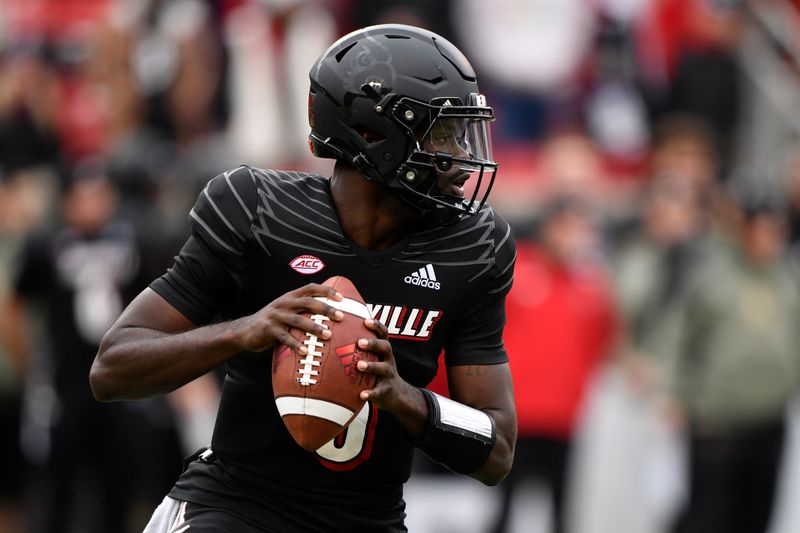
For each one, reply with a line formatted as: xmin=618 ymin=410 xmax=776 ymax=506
xmin=404 ymin=264 xmax=441 ymax=290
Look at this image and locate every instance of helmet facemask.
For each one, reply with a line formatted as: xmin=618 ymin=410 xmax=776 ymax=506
xmin=390 ymin=93 xmax=498 ymax=226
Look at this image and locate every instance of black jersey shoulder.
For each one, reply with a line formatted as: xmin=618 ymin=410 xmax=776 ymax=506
xmin=190 ymin=165 xmax=354 ymax=259
xmin=247 ymin=167 xmax=353 ymax=258
xmin=189 ymin=165 xmax=259 ymax=261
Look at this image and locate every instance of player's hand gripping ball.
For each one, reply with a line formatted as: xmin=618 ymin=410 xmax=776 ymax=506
xmin=272 ymin=276 xmax=379 ymax=451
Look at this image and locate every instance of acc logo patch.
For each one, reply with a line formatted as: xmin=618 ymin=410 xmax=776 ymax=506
xmin=290 ymin=255 xmax=325 ymax=275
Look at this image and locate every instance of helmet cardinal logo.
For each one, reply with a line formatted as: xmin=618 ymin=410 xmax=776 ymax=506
xmin=342 ymin=41 xmax=396 ymax=95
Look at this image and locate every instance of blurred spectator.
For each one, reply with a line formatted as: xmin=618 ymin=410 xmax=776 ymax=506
xmin=613 ymin=170 xmax=708 ymax=390
xmin=352 ymin=0 xmax=454 ymax=40
xmin=102 ymin=0 xmax=238 ymax=234
xmin=650 ymin=115 xmax=719 ymax=192
xmin=611 ymin=114 xmax=718 ymax=241
xmin=0 ymin=180 xmax=30 ymax=533
xmin=500 ymin=128 xmax=615 ymax=230
xmin=0 ymin=168 xmax=183 ymax=533
xmin=225 ymin=0 xmax=337 ymax=170
xmin=668 ymin=0 xmax=744 ymax=164
xmin=537 ymin=130 xmax=611 ymax=204
xmin=0 ymin=94 xmax=61 ymax=533
xmin=495 ymin=196 xmax=618 ymax=533
xmin=632 ymin=0 xmax=746 ymax=164
xmin=572 ymin=113 xmax=719 ymax=533
xmin=0 ymin=43 xmax=63 ymax=174
xmin=585 ymin=16 xmax=651 ymax=168
xmin=610 ymin=118 xmax=717 ymax=524
xmin=666 ymin=176 xmax=800 ymax=533
xmin=452 ymin=0 xmax=597 ymax=142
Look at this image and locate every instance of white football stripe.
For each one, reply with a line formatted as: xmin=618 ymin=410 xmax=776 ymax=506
xmin=314 ymin=296 xmax=371 ymax=320
xmin=275 ymin=396 xmax=354 ymax=426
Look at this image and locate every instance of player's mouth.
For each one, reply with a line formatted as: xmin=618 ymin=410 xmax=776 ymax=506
xmin=439 ymin=172 xmax=470 ymax=198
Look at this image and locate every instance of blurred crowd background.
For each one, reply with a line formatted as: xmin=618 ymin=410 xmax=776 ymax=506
xmin=2 ymin=0 xmax=800 ymax=532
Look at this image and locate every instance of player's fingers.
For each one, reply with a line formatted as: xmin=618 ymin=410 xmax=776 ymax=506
xmin=294 ymin=296 xmax=344 ymax=322
xmin=293 ymin=283 xmax=343 ymax=302
xmin=359 ymin=380 xmax=393 ymax=402
xmin=364 ymin=318 xmax=388 ymax=340
xmin=357 ymin=338 xmax=393 ymax=361
xmin=288 ymin=314 xmax=333 ymax=340
xmin=359 ymin=387 xmax=376 ymax=401
xmin=356 ymin=359 xmax=394 ymax=378
xmin=275 ymin=328 xmax=307 ymax=355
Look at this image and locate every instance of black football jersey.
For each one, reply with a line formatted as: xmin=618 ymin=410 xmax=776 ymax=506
xmin=150 ymin=166 xmax=516 ymax=532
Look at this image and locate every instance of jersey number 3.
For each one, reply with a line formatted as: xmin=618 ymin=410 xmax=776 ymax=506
xmin=316 ymin=402 xmax=378 ymax=471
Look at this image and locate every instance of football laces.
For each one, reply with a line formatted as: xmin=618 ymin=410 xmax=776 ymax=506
xmin=297 ymin=315 xmax=329 ymax=386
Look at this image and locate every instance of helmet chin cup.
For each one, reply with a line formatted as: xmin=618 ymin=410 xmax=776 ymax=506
xmin=393 ymin=156 xmax=497 ymax=227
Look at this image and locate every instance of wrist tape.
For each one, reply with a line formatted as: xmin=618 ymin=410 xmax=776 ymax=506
xmin=415 ymin=389 xmax=496 ymax=475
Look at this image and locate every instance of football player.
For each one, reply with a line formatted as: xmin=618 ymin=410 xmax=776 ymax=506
xmin=90 ymin=24 xmax=517 ymax=532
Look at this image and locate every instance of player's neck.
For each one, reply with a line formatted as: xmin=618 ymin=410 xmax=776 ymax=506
xmin=330 ymin=164 xmax=414 ymax=251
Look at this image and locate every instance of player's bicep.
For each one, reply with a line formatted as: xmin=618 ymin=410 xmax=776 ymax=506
xmin=96 ymin=287 xmax=196 ymax=372
xmin=110 ymin=287 xmax=197 ymax=335
xmin=446 ymin=362 xmax=515 ymax=416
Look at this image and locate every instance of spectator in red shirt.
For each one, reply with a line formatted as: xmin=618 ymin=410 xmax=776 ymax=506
xmin=493 ymin=196 xmax=618 ymax=533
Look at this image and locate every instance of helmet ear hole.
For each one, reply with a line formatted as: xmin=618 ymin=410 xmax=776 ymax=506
xmin=354 ymin=126 xmax=385 ymax=144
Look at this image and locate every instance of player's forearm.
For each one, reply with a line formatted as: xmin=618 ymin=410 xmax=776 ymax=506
xmin=385 ymin=385 xmax=516 ymax=485
xmin=468 ymin=407 xmax=516 ymax=486
xmin=367 ymin=377 xmax=516 ymax=484
xmin=385 ymin=382 xmax=430 ymax=438
xmin=416 ymin=361 xmax=518 ymax=486
xmin=90 ymin=320 xmax=244 ymax=401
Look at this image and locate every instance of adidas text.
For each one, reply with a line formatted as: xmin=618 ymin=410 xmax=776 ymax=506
xmin=404 ymin=264 xmax=441 ymax=290
xmin=404 ymin=276 xmax=441 ymax=290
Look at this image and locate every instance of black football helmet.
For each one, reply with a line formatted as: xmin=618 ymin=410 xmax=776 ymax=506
xmin=308 ymin=24 xmax=498 ymax=226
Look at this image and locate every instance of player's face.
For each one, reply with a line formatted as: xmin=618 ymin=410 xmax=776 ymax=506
xmin=424 ymin=119 xmax=471 ymax=158
xmin=422 ymin=119 xmax=473 ymax=198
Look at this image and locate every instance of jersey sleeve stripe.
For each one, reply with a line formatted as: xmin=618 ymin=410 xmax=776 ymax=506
xmin=190 ymin=209 xmax=244 ymax=256
xmin=495 ymin=249 xmax=516 ymax=278
xmin=202 ymin=188 xmax=247 ymax=243
xmin=488 ymin=275 xmax=514 ymax=295
xmin=495 ymin=223 xmax=512 ymax=252
xmin=225 ymin=168 xmax=255 ymax=220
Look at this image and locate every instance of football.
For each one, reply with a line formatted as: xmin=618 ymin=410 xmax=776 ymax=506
xmin=272 ymin=275 xmax=379 ymax=451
